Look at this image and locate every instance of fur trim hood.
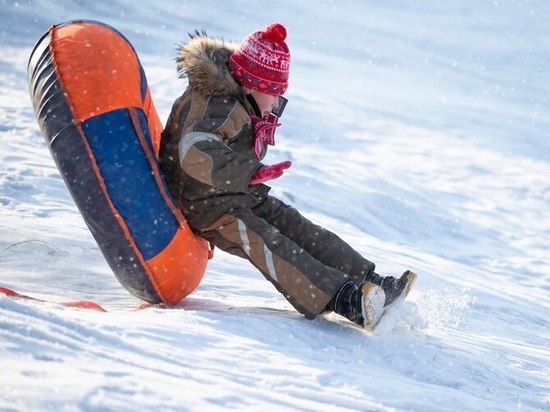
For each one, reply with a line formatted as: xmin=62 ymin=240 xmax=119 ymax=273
xmin=176 ymin=31 xmax=241 ymax=97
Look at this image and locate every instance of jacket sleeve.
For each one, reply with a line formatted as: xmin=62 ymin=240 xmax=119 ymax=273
xmin=178 ymin=131 xmax=262 ymax=193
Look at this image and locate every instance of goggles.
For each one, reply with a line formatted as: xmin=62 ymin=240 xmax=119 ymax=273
xmin=271 ymin=96 xmax=288 ymax=118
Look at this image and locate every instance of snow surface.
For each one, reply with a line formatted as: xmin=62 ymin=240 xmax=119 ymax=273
xmin=1 ymin=0 xmax=549 ymax=410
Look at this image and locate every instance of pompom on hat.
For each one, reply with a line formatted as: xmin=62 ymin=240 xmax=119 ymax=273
xmin=228 ymin=23 xmax=290 ymax=95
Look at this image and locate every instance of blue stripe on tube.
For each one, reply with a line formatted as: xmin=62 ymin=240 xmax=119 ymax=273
xmin=82 ymin=108 xmax=177 ymax=260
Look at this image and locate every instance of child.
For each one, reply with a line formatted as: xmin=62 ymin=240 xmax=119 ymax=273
xmin=159 ymin=23 xmax=416 ymax=329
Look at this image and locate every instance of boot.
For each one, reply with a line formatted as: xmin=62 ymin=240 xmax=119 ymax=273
xmin=331 ymin=271 xmax=417 ymax=329
xmin=330 ymin=279 xmax=385 ymax=328
xmin=364 ymin=270 xmax=417 ymax=307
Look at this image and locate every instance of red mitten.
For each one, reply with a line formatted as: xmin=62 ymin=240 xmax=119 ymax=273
xmin=250 ymin=161 xmax=292 ymax=185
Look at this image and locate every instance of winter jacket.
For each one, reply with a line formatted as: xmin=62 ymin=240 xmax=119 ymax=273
xmin=160 ymin=33 xmax=269 ymax=228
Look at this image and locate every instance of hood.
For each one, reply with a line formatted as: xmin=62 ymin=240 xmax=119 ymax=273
xmin=176 ymin=31 xmax=241 ymax=97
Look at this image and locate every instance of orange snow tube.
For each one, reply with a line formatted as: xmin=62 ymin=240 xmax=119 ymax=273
xmin=27 ymin=20 xmax=210 ymax=304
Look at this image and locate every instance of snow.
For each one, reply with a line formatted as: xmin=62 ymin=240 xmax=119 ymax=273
xmin=1 ymin=0 xmax=549 ymax=410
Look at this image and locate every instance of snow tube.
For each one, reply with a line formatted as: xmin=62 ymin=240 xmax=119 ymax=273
xmin=27 ymin=20 xmax=210 ymax=304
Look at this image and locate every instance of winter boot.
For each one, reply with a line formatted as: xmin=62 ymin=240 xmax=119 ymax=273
xmin=331 ymin=271 xmax=417 ymax=330
xmin=364 ymin=270 xmax=417 ymax=307
xmin=330 ymin=279 xmax=385 ymax=329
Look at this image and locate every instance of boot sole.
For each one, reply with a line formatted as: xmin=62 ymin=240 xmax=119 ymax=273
xmin=401 ymin=271 xmax=417 ymax=299
xmin=361 ymin=282 xmax=386 ymax=331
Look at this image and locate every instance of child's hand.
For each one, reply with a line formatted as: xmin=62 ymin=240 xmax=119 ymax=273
xmin=250 ymin=161 xmax=292 ymax=185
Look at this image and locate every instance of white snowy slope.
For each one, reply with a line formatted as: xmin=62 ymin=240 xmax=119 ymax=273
xmin=1 ymin=1 xmax=549 ymax=411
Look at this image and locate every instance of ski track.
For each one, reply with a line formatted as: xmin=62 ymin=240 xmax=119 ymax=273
xmin=1 ymin=1 xmax=549 ymax=411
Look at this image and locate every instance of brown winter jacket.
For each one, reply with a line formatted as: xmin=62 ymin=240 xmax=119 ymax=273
xmin=160 ymin=33 xmax=270 ymax=228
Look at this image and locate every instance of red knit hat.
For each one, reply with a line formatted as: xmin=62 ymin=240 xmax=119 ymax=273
xmin=228 ymin=23 xmax=290 ymax=95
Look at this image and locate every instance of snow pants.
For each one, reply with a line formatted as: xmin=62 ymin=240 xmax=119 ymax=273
xmin=193 ymin=195 xmax=376 ymax=318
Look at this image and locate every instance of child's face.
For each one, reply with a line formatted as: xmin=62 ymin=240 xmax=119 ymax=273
xmin=249 ymin=89 xmax=281 ymax=118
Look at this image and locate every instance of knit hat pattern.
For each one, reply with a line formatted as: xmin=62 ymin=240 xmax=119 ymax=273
xmin=228 ymin=23 xmax=290 ymax=95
